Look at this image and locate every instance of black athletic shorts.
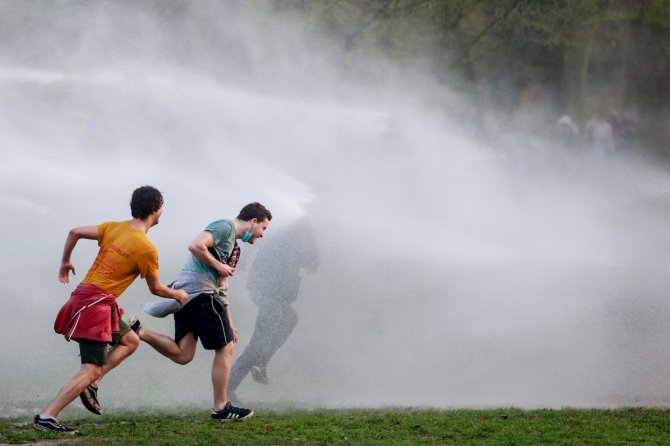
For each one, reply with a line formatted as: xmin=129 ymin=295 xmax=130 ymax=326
xmin=174 ymin=293 xmax=233 ymax=350
xmin=79 ymin=318 xmax=132 ymax=365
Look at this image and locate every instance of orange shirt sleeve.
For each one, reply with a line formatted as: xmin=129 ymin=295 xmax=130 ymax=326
xmin=97 ymin=221 xmax=112 ymax=246
xmin=138 ymin=249 xmax=159 ymax=279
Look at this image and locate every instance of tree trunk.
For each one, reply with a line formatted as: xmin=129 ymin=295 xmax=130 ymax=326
xmin=577 ymin=31 xmax=595 ymax=124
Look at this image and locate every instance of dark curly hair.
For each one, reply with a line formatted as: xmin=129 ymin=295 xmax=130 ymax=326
xmin=130 ymin=186 xmax=164 ymax=219
xmin=237 ymin=202 xmax=272 ymax=222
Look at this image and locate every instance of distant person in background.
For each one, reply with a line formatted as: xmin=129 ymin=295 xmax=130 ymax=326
xmin=585 ymin=111 xmax=615 ymax=160
xmin=556 ymin=115 xmax=580 ymax=151
xmin=609 ymin=109 xmax=639 ymax=152
xmin=609 ymin=110 xmax=625 ymax=151
xmin=619 ymin=109 xmax=639 ymax=152
xmin=33 ymin=186 xmax=187 ymax=435
xmin=134 ymin=202 xmax=272 ymax=422
xmin=228 ymin=216 xmax=320 ymax=399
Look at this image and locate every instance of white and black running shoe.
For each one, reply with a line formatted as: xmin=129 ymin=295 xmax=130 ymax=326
xmin=211 ymin=401 xmax=254 ymax=422
xmin=33 ymin=415 xmax=79 ymax=434
xmin=128 ymin=315 xmax=142 ymax=334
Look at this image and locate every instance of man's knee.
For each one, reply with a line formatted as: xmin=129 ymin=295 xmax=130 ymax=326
xmin=172 ymin=335 xmax=197 ymax=365
xmin=121 ymin=331 xmax=140 ymax=352
xmin=91 ymin=367 xmax=103 ymax=381
xmin=82 ymin=364 xmax=104 ymax=382
xmin=220 ymin=341 xmax=235 ymax=358
xmin=174 ymin=352 xmax=195 ymax=365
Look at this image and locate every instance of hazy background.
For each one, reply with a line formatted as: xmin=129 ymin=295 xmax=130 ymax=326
xmin=1 ymin=1 xmax=670 ymax=416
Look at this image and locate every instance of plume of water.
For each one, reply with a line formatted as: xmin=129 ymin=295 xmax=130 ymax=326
xmin=1 ymin=1 xmax=670 ymax=415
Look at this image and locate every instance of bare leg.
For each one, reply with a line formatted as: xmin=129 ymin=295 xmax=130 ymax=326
xmin=139 ymin=326 xmax=197 ymax=365
xmin=102 ymin=331 xmax=140 ymax=374
xmin=212 ymin=342 xmax=234 ymax=410
xmin=42 ymin=364 xmax=102 ymax=418
xmin=90 ymin=331 xmax=140 ymax=386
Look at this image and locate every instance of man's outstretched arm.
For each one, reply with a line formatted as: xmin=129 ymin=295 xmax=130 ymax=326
xmin=145 ymin=275 xmax=188 ymax=305
xmin=188 ymin=231 xmax=235 ymax=278
xmin=59 ymin=225 xmax=99 ymax=284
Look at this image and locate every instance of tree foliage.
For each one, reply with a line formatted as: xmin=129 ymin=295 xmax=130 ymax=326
xmin=276 ymin=0 xmax=670 ymax=152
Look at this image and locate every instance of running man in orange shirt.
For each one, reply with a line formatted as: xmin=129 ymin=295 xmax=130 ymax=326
xmin=33 ymin=186 xmax=187 ymax=435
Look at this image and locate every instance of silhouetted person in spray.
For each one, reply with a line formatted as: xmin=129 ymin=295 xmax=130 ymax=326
xmin=33 ymin=186 xmax=187 ymax=435
xmin=228 ymin=216 xmax=320 ymax=397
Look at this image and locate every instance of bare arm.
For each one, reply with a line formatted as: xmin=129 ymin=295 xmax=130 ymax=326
xmin=226 ymin=304 xmax=237 ymax=343
xmin=218 ymin=276 xmax=238 ymax=343
xmin=187 ymin=231 xmax=235 ymax=278
xmin=59 ymin=225 xmax=99 ymax=284
xmin=145 ymin=275 xmax=188 ymax=305
xmin=190 ymin=230 xmax=236 ymax=339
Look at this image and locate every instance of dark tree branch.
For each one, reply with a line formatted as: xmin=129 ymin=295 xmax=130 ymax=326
xmin=446 ymin=0 xmax=525 ymax=73
xmin=344 ymin=0 xmax=395 ymax=50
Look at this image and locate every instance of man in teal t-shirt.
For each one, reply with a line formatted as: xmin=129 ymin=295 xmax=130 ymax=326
xmin=183 ymin=219 xmax=236 ymax=284
xmin=134 ymin=202 xmax=272 ymax=422
xmin=140 ymin=218 xmax=239 ymax=318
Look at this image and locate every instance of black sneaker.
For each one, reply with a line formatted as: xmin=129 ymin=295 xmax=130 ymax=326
xmin=33 ymin=415 xmax=79 ymax=434
xmin=80 ymin=384 xmax=103 ymax=415
xmin=211 ymin=401 xmax=254 ymax=422
xmin=128 ymin=315 xmax=142 ymax=334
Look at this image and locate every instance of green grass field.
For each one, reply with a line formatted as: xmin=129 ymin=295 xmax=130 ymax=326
xmin=2 ymin=408 xmax=669 ymax=445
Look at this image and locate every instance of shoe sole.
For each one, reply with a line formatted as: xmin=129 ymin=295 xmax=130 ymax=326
xmin=80 ymin=387 xmax=103 ymax=415
xmin=33 ymin=423 xmax=79 ymax=435
xmin=214 ymin=410 xmax=254 ymax=422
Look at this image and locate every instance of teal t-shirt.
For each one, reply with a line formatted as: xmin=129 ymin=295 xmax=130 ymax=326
xmin=182 ymin=219 xmax=236 ymax=284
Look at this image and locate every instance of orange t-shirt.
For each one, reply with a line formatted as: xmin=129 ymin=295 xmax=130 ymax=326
xmin=82 ymin=221 xmax=159 ymax=297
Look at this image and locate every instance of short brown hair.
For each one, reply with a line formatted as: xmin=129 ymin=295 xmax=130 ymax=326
xmin=130 ymin=186 xmax=163 ymax=219
xmin=237 ymin=202 xmax=272 ymax=222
